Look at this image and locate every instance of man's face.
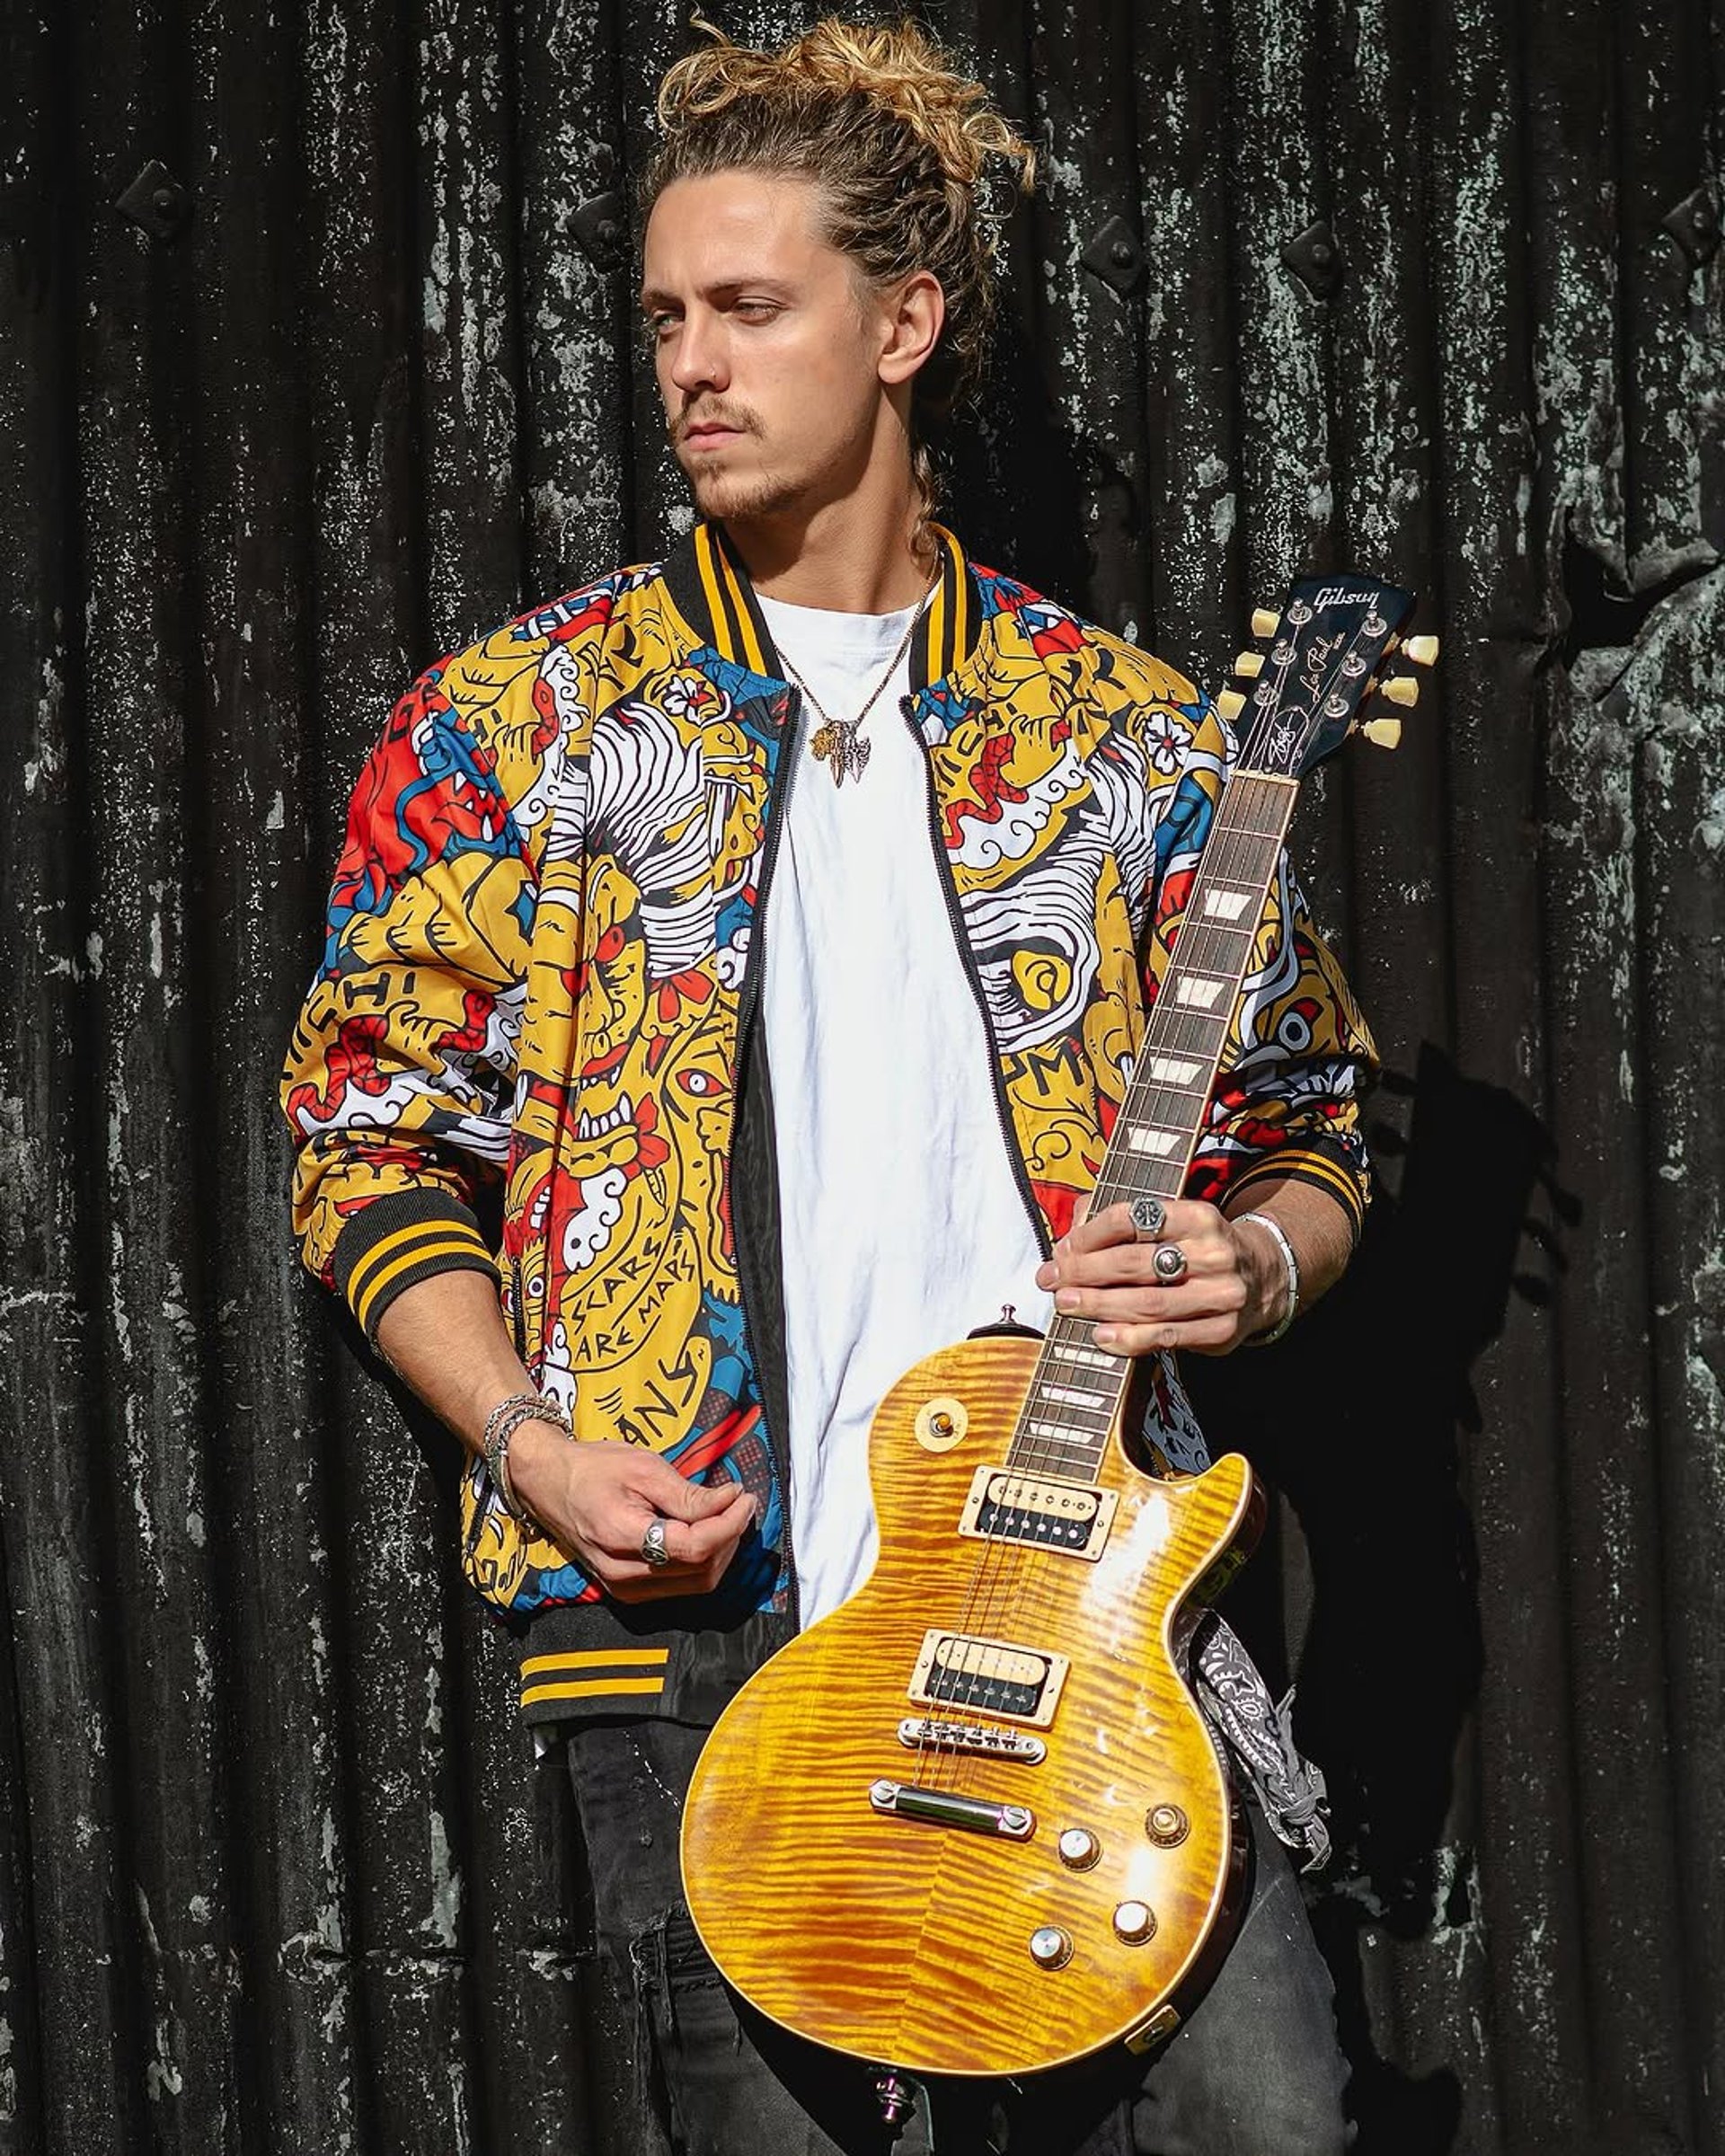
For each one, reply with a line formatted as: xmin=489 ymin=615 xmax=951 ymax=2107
xmin=641 ymin=170 xmax=893 ymax=525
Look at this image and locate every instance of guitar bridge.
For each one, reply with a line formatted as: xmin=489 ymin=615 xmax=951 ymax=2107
xmin=897 ymin=1716 xmax=1048 ymax=1763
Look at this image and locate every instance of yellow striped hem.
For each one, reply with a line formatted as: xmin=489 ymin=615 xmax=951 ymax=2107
xmin=352 ymin=1232 xmax=492 ymax=1329
xmin=520 ymin=1647 xmax=670 ymax=1677
xmin=521 ymin=1675 xmax=668 ymax=1708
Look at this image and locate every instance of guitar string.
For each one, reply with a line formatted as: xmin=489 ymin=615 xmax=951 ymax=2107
xmin=920 ymin=616 xmax=1387 ymax=1802
xmin=921 ymin=797 xmax=1287 ymax=1790
xmin=914 ymin=660 xmax=1336 ymax=1793
xmin=908 ymin=780 xmax=1288 ymax=1791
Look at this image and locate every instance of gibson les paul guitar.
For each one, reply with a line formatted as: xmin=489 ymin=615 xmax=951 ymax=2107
xmin=680 ymin=577 xmax=1435 ymax=2083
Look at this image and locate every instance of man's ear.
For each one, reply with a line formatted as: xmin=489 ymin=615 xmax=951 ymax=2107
xmin=878 ymin=270 xmax=946 ymax=386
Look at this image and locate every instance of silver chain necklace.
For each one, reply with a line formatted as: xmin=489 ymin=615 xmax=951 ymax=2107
xmin=774 ymin=569 xmax=939 ymax=791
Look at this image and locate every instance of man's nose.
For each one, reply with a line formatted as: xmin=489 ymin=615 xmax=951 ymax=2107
xmin=668 ymin=310 xmax=728 ymax=396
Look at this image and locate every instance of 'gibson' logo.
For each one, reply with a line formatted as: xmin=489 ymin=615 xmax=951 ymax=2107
xmin=1312 ymin=584 xmax=1357 ymax=611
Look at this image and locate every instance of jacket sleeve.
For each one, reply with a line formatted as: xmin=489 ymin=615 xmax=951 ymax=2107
xmin=1134 ymin=690 xmax=1377 ymax=1241
xmin=280 ymin=658 xmax=536 ymax=1340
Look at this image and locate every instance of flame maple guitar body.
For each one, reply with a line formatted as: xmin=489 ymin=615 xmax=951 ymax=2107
xmin=681 ymin=1333 xmax=1262 ymax=2081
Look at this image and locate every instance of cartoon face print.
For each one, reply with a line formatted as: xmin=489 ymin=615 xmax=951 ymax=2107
xmin=535 ymin=858 xmax=730 ymax=1452
xmin=654 ymin=994 xmax=738 ymax=1286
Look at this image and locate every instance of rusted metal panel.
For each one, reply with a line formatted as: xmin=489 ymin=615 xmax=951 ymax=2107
xmin=2 ymin=1 xmax=1721 ymax=2152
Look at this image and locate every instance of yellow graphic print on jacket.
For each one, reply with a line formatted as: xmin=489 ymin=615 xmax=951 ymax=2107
xmin=282 ymin=524 xmax=1375 ymax=1709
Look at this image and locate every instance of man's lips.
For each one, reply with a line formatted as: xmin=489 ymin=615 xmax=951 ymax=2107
xmin=682 ymin=423 xmax=744 ymax=448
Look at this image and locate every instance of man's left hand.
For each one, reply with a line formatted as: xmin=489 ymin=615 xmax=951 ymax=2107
xmin=1034 ymin=1197 xmax=1284 ymax=1358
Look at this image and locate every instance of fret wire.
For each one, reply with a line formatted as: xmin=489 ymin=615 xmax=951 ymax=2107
xmin=1004 ymin=1438 xmax=1104 ymax=1473
xmin=1024 ymin=1380 xmax=1114 ymax=1416
xmin=1011 ymin=1403 xmax=1112 ymax=1438
xmin=1008 ymin=766 xmax=1304 ymax=1483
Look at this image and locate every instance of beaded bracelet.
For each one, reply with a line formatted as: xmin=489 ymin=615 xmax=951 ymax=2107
xmin=1234 ymin=1211 xmax=1300 ymax=1347
xmin=481 ymin=1390 xmax=573 ymax=1523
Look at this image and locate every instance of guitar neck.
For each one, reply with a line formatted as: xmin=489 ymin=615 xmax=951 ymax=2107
xmin=1092 ymin=773 xmax=1297 ymax=1215
xmin=1000 ymin=570 xmax=1423 ymax=1484
xmin=1004 ymin=770 xmax=1297 ymax=1481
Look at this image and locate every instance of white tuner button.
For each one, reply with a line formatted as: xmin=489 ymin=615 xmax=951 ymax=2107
xmin=1029 ymin=1926 xmax=1073 ymax=1971
xmin=1113 ymin=1899 xmax=1157 ymax=1945
xmin=1057 ymin=1827 xmax=1101 ymax=1870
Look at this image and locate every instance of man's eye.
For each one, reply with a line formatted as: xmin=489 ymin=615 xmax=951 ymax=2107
xmin=733 ymin=300 xmax=779 ymax=321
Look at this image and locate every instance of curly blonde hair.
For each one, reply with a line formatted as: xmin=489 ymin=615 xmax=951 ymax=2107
xmin=645 ymin=16 xmax=1036 ymax=501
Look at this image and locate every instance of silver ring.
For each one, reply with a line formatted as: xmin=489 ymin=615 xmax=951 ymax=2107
xmin=1129 ymin=1196 xmax=1167 ymax=1241
xmin=1152 ymin=1242 xmax=1189 ymax=1283
xmin=641 ymin=1517 xmax=672 ymax=1568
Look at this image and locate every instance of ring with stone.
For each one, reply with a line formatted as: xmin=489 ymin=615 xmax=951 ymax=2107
xmin=641 ymin=1517 xmax=672 ymax=1568
xmin=1152 ymin=1242 xmax=1189 ymax=1283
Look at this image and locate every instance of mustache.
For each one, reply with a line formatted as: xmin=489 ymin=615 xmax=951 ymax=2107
xmin=669 ymin=402 xmax=761 ymax=445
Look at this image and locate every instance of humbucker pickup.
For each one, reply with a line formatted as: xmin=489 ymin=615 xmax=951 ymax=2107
xmin=959 ymin=1467 xmax=1119 ymax=1560
xmin=907 ymin=1631 xmax=1070 ymax=1728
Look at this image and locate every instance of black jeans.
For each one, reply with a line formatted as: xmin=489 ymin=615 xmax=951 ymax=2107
xmin=565 ymin=1719 xmax=1352 ymax=2156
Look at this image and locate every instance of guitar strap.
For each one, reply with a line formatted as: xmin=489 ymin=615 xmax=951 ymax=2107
xmin=1188 ymin=1612 xmax=1332 ymax=1873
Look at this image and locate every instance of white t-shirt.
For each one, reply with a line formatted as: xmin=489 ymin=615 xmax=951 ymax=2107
xmin=756 ymin=592 xmax=1053 ymax=1626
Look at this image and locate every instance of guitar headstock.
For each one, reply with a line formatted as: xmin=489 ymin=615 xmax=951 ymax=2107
xmin=1213 ymin=574 xmax=1438 ymax=778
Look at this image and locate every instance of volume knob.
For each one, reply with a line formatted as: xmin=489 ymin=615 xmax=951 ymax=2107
xmin=1029 ymin=1926 xmax=1073 ymax=1971
xmin=1057 ymin=1826 xmax=1101 ymax=1870
xmin=1113 ymin=1900 xmax=1157 ymax=1945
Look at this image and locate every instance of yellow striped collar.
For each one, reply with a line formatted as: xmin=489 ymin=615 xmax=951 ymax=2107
xmin=662 ymin=519 xmax=979 ymax=692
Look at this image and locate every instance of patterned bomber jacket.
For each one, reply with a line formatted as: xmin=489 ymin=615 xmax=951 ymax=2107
xmin=282 ymin=521 xmax=1376 ymax=1727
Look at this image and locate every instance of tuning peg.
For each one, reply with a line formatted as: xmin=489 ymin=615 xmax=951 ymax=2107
xmin=1250 ymin=608 xmax=1281 ymax=639
xmin=1380 ymin=676 xmax=1420 ymax=709
xmin=1358 ymin=715 xmax=1402 ymax=749
xmin=1234 ymin=650 xmax=1265 ymax=678
xmin=1216 ymin=689 xmax=1248 ymax=724
xmin=1401 ymin=634 xmax=1440 ymax=667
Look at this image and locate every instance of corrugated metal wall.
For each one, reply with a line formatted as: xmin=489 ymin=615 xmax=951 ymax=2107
xmin=2 ymin=1 xmax=1720 ymax=2150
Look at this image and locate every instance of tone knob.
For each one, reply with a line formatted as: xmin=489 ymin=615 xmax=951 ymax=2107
xmin=1113 ymin=1900 xmax=1157 ymax=1945
xmin=1029 ymin=1926 xmax=1073 ymax=1970
xmin=1057 ymin=1826 xmax=1101 ymax=1871
xmin=1146 ymin=1803 xmax=1189 ymax=1847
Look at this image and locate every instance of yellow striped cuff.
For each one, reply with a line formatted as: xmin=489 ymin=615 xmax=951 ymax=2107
xmin=1230 ymin=1146 xmax=1367 ymax=1240
xmin=345 ymin=1216 xmax=497 ymax=1336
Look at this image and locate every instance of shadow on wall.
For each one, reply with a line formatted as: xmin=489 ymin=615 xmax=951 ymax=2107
xmin=1185 ymin=1041 xmax=1564 ymax=2156
xmin=938 ymin=301 xmax=1119 ymax=613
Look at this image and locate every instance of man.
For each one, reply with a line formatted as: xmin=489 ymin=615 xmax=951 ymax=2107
xmin=283 ymin=19 xmax=1373 ymax=2153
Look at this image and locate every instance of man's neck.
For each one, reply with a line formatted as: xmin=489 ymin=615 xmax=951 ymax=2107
xmin=723 ymin=476 xmax=934 ymax=616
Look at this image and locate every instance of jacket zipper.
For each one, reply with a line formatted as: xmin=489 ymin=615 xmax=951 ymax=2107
xmin=730 ymin=687 xmax=803 ymax=1629
xmin=901 ymin=696 xmax=1053 ymax=1262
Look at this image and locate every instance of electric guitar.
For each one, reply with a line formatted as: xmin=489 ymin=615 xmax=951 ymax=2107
xmin=680 ymin=578 xmax=1435 ymax=2082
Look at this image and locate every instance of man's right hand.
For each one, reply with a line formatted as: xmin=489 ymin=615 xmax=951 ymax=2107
xmin=508 ymin=1420 xmax=760 ymax=1603
xmin=374 ymin=1268 xmax=759 ymax=1604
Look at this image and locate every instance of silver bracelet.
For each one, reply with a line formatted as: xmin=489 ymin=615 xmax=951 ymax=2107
xmin=481 ymin=1390 xmax=572 ymax=1522
xmin=1234 ymin=1211 xmax=1300 ymax=1346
